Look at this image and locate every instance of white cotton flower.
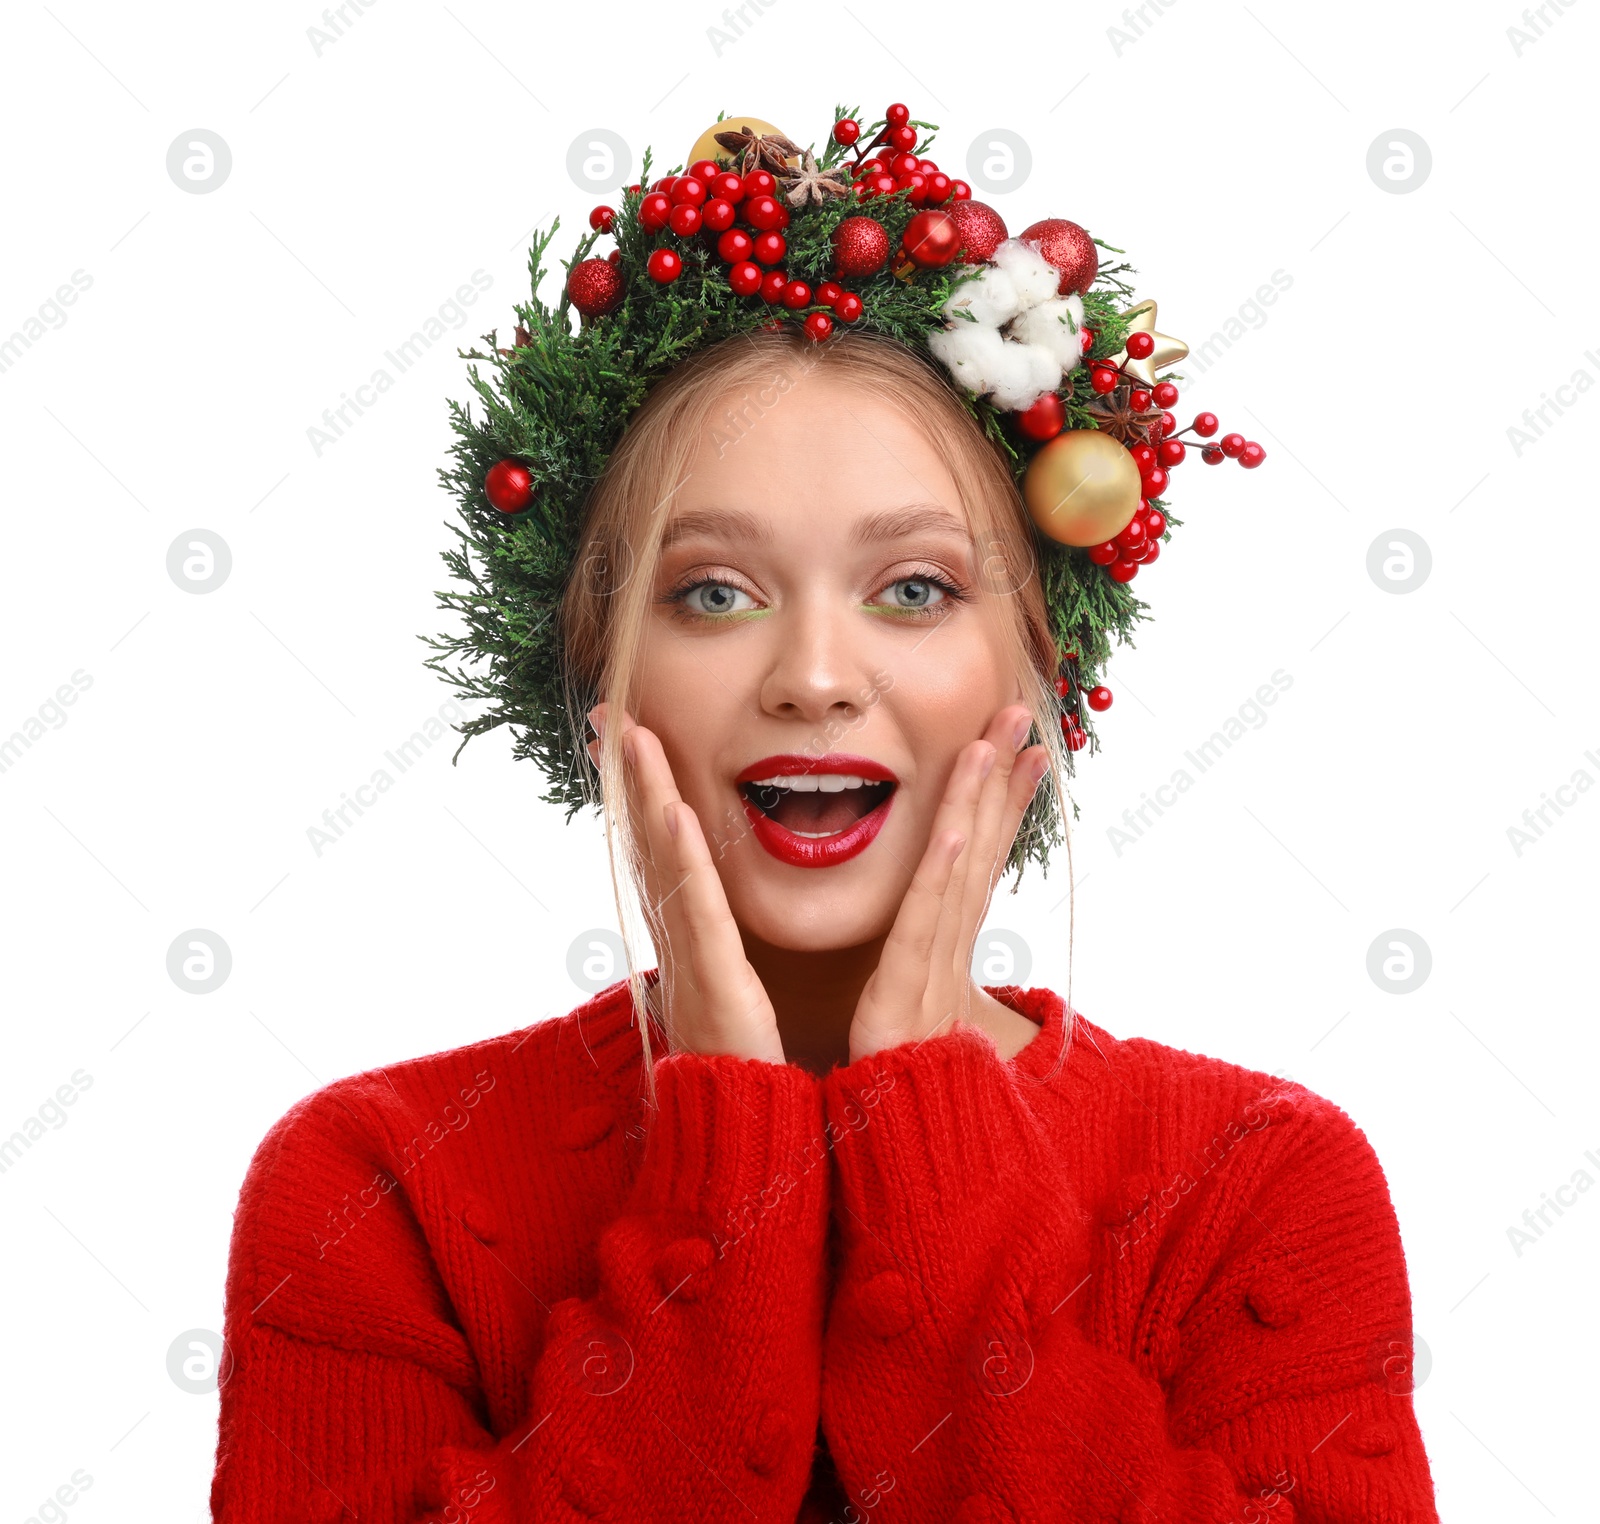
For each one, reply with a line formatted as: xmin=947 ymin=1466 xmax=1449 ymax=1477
xmin=1007 ymin=293 xmax=1086 ymax=372
xmin=983 ymin=339 xmax=1061 ymax=411
xmin=990 ymin=238 xmax=1062 ymax=310
xmin=928 ymin=323 xmax=1059 ymax=412
xmin=941 ymin=264 xmax=1022 ymax=328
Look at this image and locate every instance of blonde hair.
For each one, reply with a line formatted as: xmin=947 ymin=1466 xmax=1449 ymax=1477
xmin=559 ymin=326 xmax=1076 ymax=1102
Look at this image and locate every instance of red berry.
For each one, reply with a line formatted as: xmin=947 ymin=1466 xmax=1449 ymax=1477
xmin=647 ymin=247 xmax=682 ymax=283
xmin=668 ymin=203 xmax=701 ymax=236
xmin=834 ymin=292 xmax=863 ymax=323
xmin=924 ymin=172 xmax=953 ymax=204
xmin=624 ymin=183 xmax=641 ymax=194
xmin=1080 ymin=326 xmax=1097 ymax=354
xmin=752 ymin=230 xmax=787 ymax=265
xmin=1107 ymin=559 xmax=1139 ymax=583
xmin=1220 ymin=432 xmax=1247 ymax=458
xmin=743 ymin=194 xmax=787 ymax=231
xmin=717 ymin=228 xmax=754 ymax=263
xmin=701 ymin=197 xmax=735 ymax=233
xmin=1144 ymin=508 xmax=1167 ymax=538
xmin=885 ymin=102 xmax=910 ymax=127
xmin=589 ymin=205 xmax=615 ymax=233
xmin=1141 ymin=538 xmax=1161 ymax=564
xmin=1202 ymin=445 xmax=1225 ymax=464
xmin=653 ymin=175 xmax=677 ymax=195
xmin=711 ymin=171 xmax=744 ymax=203
xmin=1125 ymin=331 xmax=1155 ymax=359
xmin=1089 ymin=367 xmax=1118 ymax=395
xmin=1159 ymin=410 xmax=1177 ymax=436
xmin=1017 ymin=392 xmax=1066 ymax=441
xmin=688 ymin=158 xmax=720 ymax=183
xmin=1130 ymin=444 xmax=1157 ymax=474
xmin=899 ymin=172 xmax=929 ymax=205
xmin=484 ymin=459 xmax=533 ymax=514
xmin=1054 ymin=675 xmax=1072 ymax=698
xmin=728 ymin=260 xmax=762 ymax=296
xmin=1157 ymin=438 xmax=1186 ymax=468
xmin=890 ymin=151 xmax=920 ymax=177
xmin=1114 ymin=517 xmax=1146 ymax=551
xmin=1129 ymin=388 xmax=1151 ymax=411
xmin=817 ymin=280 xmax=843 ymax=306
xmin=1128 ymin=537 xmax=1154 ymax=562
xmin=1153 ymin=381 xmax=1179 ymax=408
xmin=917 ymin=157 xmax=939 ymax=173
xmin=1087 ymin=540 xmax=1119 ymax=566
xmin=950 ymin=179 xmax=972 ymax=200
xmin=741 ymin=169 xmax=776 ymax=198
xmin=1142 ymin=466 xmax=1169 ymax=497
xmin=606 ymin=249 xmax=620 ymax=265
xmin=760 ymin=269 xmax=788 ymax=303
xmin=671 ymin=176 xmax=706 ymax=207
xmin=1192 ymin=411 xmax=1219 ymax=437
xmin=834 ymin=118 xmax=861 ymax=146
xmin=804 ymin=311 xmax=834 ymax=342
xmin=1240 ymin=442 xmax=1266 ymax=468
xmin=638 ymin=192 xmax=672 ymax=232
xmin=886 ymin=124 xmax=917 ymax=151
xmin=1062 ymin=716 xmax=1089 ymax=751
xmin=782 ymin=279 xmax=811 ymax=310
xmin=1086 ymin=686 xmax=1113 ymax=712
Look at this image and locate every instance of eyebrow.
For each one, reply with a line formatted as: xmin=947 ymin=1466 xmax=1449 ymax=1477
xmin=659 ymin=504 xmax=971 ymax=549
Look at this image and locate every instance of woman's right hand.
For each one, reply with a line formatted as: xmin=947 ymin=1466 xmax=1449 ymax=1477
xmin=588 ymin=702 xmax=786 ymax=1065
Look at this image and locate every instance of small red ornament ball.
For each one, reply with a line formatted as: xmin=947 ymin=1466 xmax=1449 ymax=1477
xmin=902 ymin=209 xmax=961 ymax=267
xmin=885 ymin=102 xmax=910 ymax=127
xmin=1086 ymin=540 xmax=1119 ymax=566
xmin=743 ymin=194 xmax=787 ymax=231
xmin=701 ymin=198 xmax=735 ymax=233
xmin=833 ymin=215 xmax=891 ymax=278
xmin=718 ymin=228 xmax=754 ymax=263
xmin=638 ymin=192 xmax=672 ymax=233
xmin=728 ymin=260 xmax=762 ymax=296
xmin=566 ymin=256 xmax=624 ymax=316
xmin=760 ymin=269 xmax=788 ymax=303
xmin=1220 ymin=432 xmax=1247 ymax=458
xmin=646 ymin=247 xmax=682 ymax=283
xmin=588 ymin=205 xmax=615 ymax=233
xmin=804 ymin=311 xmax=834 ymax=342
xmin=1157 ymin=438 xmax=1186 ymax=468
xmin=484 ymin=459 xmax=534 ymax=514
xmin=752 ymin=230 xmax=787 ymax=265
xmin=1107 ymin=559 xmax=1140 ymax=583
xmin=833 ymin=117 xmax=861 ymax=146
xmin=1143 ymin=466 xmax=1169 ymax=497
xmin=1086 ymin=685 xmax=1113 ymax=712
xmin=1153 ymin=380 xmax=1179 ymax=407
xmin=950 ymin=200 xmax=1008 ymax=263
xmin=1192 ymin=411 xmax=1219 ymax=437
xmin=1019 ymin=218 xmax=1098 ymax=295
xmin=782 ymin=279 xmax=811 ymax=310
xmin=834 ymin=292 xmax=863 ymax=323
xmin=1017 ymin=392 xmax=1065 ymax=441
xmin=1125 ymin=331 xmax=1155 ymax=360
xmin=1202 ymin=445 xmax=1225 ymax=464
xmin=668 ymin=203 xmax=701 ymax=236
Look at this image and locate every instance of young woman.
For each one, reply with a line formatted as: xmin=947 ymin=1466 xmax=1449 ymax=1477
xmin=209 ymin=116 xmax=1441 ymax=1524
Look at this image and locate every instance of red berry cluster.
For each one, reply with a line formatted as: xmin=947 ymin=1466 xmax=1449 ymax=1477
xmin=1053 ymin=652 xmax=1112 ymax=751
xmin=832 ymin=102 xmax=973 ymax=207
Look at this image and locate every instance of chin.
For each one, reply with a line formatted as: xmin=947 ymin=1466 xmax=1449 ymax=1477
xmin=728 ymin=874 xmax=899 ymax=953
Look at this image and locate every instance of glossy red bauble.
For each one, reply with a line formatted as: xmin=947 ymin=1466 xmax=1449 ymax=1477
xmin=833 ymin=118 xmax=861 ymax=146
xmin=1142 ymin=466 xmax=1169 ymax=496
xmin=1240 ymin=442 xmax=1267 ymax=468
xmin=711 ymin=171 xmax=744 ymax=203
xmin=671 ymin=176 xmax=706 ymax=207
xmin=834 ymin=292 xmax=863 ymax=323
xmin=1062 ymin=717 xmax=1089 ymax=751
xmin=1192 ymin=412 xmax=1219 ymax=437
xmin=743 ymin=194 xmax=787 ymax=231
xmin=741 ymin=169 xmax=776 ymax=198
xmin=701 ymin=198 xmax=735 ymax=233
xmin=1106 ymin=559 xmax=1139 ymax=583
xmin=1220 ymin=432 xmax=1247 ymax=457
xmin=1017 ymin=392 xmax=1066 ymax=441
xmin=1089 ymin=367 xmax=1118 ymax=395
xmin=588 ymin=205 xmax=615 ymax=233
xmin=688 ymin=158 xmax=720 ymax=183
xmin=1157 ymin=439 xmax=1186 ymax=468
xmin=759 ymin=269 xmax=788 ymax=303
xmin=484 ymin=459 xmax=534 ymax=514
xmin=1086 ymin=540 xmax=1120 ymax=566
xmin=668 ymin=203 xmax=701 ymax=237
xmin=1085 ymin=686 xmax=1113 ymax=712
xmin=902 ymin=209 xmax=961 ymax=267
xmin=782 ymin=280 xmax=811 ymax=310
xmin=817 ymin=280 xmax=844 ymax=306
xmin=885 ymin=102 xmax=910 ymax=127
xmin=1153 ymin=381 xmax=1179 ymax=408
xmin=1202 ymin=445 xmax=1225 ymax=464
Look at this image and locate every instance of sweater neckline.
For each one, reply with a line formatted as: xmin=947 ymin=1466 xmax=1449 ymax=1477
xmin=566 ymin=967 xmax=1089 ymax=1096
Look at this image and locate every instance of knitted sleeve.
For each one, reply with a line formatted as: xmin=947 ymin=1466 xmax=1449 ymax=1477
xmin=817 ymin=1023 xmax=1442 ymax=1524
xmin=209 ymin=1051 xmax=830 ymax=1523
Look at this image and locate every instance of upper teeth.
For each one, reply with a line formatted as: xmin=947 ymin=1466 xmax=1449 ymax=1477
xmin=747 ymin=773 xmax=872 ymax=792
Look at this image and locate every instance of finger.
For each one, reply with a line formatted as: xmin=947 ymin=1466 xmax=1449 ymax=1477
xmin=859 ymin=825 xmax=968 ymax=1043
xmin=927 ymin=743 xmax=995 ymax=1020
xmin=962 ymin=705 xmax=1033 ymax=937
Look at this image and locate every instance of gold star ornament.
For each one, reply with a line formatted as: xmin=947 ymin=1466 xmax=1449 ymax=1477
xmin=1107 ymin=300 xmax=1188 ymax=387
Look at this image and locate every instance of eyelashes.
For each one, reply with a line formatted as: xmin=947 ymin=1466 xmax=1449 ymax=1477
xmin=660 ymin=565 xmax=971 ymax=625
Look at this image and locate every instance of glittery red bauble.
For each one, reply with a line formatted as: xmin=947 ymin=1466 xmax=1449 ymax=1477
xmin=566 ymin=257 xmax=623 ymax=317
xmin=484 ymin=459 xmax=534 ymax=514
xmin=1018 ymin=218 xmax=1098 ymax=295
xmin=950 ymin=200 xmax=1007 ymax=263
xmin=901 ymin=209 xmax=961 ymax=267
xmin=832 ymin=216 xmax=890 ymax=278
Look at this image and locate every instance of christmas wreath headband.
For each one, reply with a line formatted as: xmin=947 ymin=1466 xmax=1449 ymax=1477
xmin=424 ymin=101 xmax=1265 ymax=875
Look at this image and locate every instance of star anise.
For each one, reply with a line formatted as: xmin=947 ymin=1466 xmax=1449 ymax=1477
xmin=1083 ymin=382 xmax=1164 ymax=446
xmin=713 ymin=124 xmax=803 ymax=177
xmin=777 ymin=148 xmax=852 ymax=208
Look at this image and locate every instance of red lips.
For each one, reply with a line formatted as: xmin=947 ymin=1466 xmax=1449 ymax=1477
xmin=735 ymin=753 xmax=899 ymax=869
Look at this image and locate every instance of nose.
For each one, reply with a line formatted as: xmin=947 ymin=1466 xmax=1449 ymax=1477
xmin=756 ymin=592 xmax=881 ymax=732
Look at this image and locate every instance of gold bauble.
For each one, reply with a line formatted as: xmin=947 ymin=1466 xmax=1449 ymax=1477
xmin=686 ymin=116 xmax=797 ymax=171
xmin=1023 ymin=431 xmax=1144 ymax=547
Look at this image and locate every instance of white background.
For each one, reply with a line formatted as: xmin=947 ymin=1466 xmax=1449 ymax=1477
xmin=2 ymin=1 xmax=1595 ymax=1518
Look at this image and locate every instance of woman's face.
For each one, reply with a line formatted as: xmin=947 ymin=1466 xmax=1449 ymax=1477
xmin=632 ymin=363 xmax=1025 ymax=953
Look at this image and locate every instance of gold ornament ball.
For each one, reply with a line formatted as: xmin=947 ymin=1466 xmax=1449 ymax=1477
xmin=686 ymin=117 xmax=795 ymax=170
xmin=1023 ymin=430 xmax=1144 ymax=547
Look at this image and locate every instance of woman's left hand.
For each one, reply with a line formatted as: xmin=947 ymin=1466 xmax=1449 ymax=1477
xmin=847 ymin=702 xmax=1050 ymax=1065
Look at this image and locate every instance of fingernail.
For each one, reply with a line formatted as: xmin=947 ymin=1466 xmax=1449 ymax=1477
xmin=1011 ymin=712 xmax=1032 ymax=750
xmin=979 ymin=745 xmax=997 ymax=780
xmin=664 ymin=802 xmax=679 ymax=838
xmin=622 ymin=730 xmax=637 ymax=767
xmin=588 ymin=705 xmax=605 ymax=739
xmin=1031 ymin=753 xmax=1050 ymax=786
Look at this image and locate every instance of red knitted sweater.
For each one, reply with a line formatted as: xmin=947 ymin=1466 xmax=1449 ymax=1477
xmin=209 ymin=976 xmax=1441 ymax=1523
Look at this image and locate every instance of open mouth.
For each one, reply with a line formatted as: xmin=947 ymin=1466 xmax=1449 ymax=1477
xmin=740 ymin=773 xmax=896 ymax=837
xmin=735 ymin=755 xmax=899 ymax=868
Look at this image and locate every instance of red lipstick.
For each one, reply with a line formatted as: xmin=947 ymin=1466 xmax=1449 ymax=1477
xmin=735 ymin=753 xmax=898 ymax=869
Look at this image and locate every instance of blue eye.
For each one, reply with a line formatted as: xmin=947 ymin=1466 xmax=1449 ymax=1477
xmin=873 ymin=576 xmax=954 ymax=611
xmin=681 ymin=581 xmax=757 ymax=615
